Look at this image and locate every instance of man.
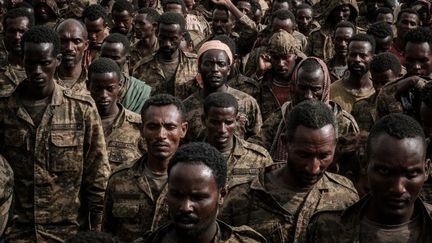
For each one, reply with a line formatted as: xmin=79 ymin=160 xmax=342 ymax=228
xmin=295 ymin=3 xmax=320 ymax=37
xmin=55 ymin=18 xmax=90 ymax=95
xmin=142 ymin=142 xmax=266 ymax=243
xmin=269 ymin=10 xmax=308 ymax=52
xmin=100 ymin=33 xmax=152 ymax=114
xmin=32 ymin=0 xmax=59 ymax=28
xmin=306 ymin=114 xmax=432 ymax=243
xmin=389 ymin=9 xmax=420 ymax=65
xmin=110 ymin=0 xmax=135 ymax=42
xmin=220 ymin=100 xmax=359 ymax=243
xmin=133 ymin=12 xmax=198 ymax=100
xmin=258 ymin=30 xmax=305 ymax=121
xmin=377 ymin=27 xmax=432 ymax=119
xmin=331 ymin=34 xmax=376 ymax=113
xmin=82 ymin=4 xmax=109 ymax=68
xmin=202 ymin=92 xmax=272 ymax=188
xmin=0 ymin=26 xmax=110 ymax=241
xmin=129 ymin=8 xmax=160 ymax=71
xmin=307 ymin=0 xmax=359 ymax=62
xmin=103 ymin=94 xmax=188 ymax=242
xmin=88 ymin=58 xmax=145 ymax=171
xmin=183 ymin=40 xmax=262 ymax=142
xmin=328 ymin=21 xmax=355 ymax=82
xmin=254 ymin=57 xmax=359 ymax=162
xmin=352 ymin=53 xmax=401 ymax=131
xmin=367 ymin=21 xmax=394 ymax=54
xmin=0 ymin=7 xmax=33 ymax=96
xmin=375 ymin=7 xmax=394 ymax=25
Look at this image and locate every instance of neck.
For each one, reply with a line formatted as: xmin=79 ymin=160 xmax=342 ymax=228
xmin=147 ymin=153 xmax=170 ymax=175
xmin=7 ymin=53 xmax=23 ymax=68
xmin=58 ymin=62 xmax=83 ymax=80
xmin=347 ymin=72 xmax=372 ymax=89
xmin=176 ymin=222 xmax=218 ymax=243
xmin=159 ymin=49 xmax=179 ymax=62
xmin=395 ymin=37 xmax=405 ymax=50
xmin=23 ymin=80 xmax=55 ymax=100
xmin=366 ymin=198 xmax=416 ymax=225
xmin=334 ymin=55 xmax=347 ymax=66
xmin=140 ymin=35 xmax=157 ymax=48
xmin=100 ymin=103 xmax=120 ymax=119
xmin=203 ymin=84 xmax=228 ymax=97
xmin=218 ymin=137 xmax=234 ymax=154
xmin=277 ymin=165 xmax=312 ymax=192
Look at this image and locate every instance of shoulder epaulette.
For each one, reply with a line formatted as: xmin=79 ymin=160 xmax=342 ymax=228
xmin=63 ymin=89 xmax=95 ymax=106
xmin=125 ymin=109 xmax=142 ymax=124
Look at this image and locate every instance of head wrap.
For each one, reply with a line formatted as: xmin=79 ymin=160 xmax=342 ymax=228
xmin=197 ymin=40 xmax=233 ymax=65
xmin=268 ymin=30 xmax=306 ymax=59
xmin=292 ymin=57 xmax=331 ymax=104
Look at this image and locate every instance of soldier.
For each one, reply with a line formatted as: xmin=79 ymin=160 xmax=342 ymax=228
xmin=141 ymin=142 xmax=266 ymax=243
xmin=55 ymin=18 xmax=90 ymax=95
xmin=295 ymin=3 xmax=320 ymax=37
xmin=331 ymin=34 xmax=376 ymax=113
xmin=253 ymin=57 xmax=359 ymax=162
xmin=110 ymin=0 xmax=135 ymax=42
xmin=0 ymin=155 xmax=13 ymax=239
xmin=103 ymin=94 xmax=188 ymax=242
xmin=100 ymin=33 xmax=152 ymax=114
xmin=82 ymin=4 xmax=110 ymax=68
xmin=183 ymin=40 xmax=262 ymax=142
xmin=220 ymin=100 xmax=359 ymax=243
xmin=367 ymin=21 xmax=394 ymax=54
xmin=389 ymin=9 xmax=420 ymax=65
xmin=328 ymin=21 xmax=355 ymax=82
xmin=88 ymin=58 xmax=145 ymax=171
xmin=306 ymin=114 xmax=432 ymax=243
xmin=202 ymin=92 xmax=273 ymax=188
xmin=0 ymin=8 xmax=34 ymax=96
xmin=33 ymin=0 xmax=59 ymax=28
xmin=133 ymin=12 xmax=198 ymax=100
xmin=0 ymin=26 xmax=110 ymax=242
xmin=129 ymin=8 xmax=160 ymax=71
xmin=375 ymin=7 xmax=395 ymax=26
xmin=352 ymin=53 xmax=401 ymax=131
xmin=377 ymin=28 xmax=432 ymax=119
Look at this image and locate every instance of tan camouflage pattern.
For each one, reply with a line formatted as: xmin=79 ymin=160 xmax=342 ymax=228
xmin=105 ymin=106 xmax=146 ymax=171
xmin=0 ymin=82 xmax=110 ymax=242
xmin=228 ymin=73 xmax=261 ymax=99
xmin=351 ymin=93 xmax=378 ymax=131
xmin=55 ymin=69 xmax=90 ymax=96
xmin=257 ymin=75 xmax=294 ymax=121
xmin=56 ymin=0 xmax=98 ymax=18
xmin=103 ymin=155 xmax=170 ymax=242
xmin=0 ymin=64 xmax=26 ymax=97
xmin=0 ymin=154 xmax=13 ymax=236
xmin=130 ymin=40 xmax=159 ymax=75
xmin=183 ymin=86 xmax=263 ymax=142
xmin=219 ymin=163 xmax=359 ymax=243
xmin=132 ymin=50 xmax=198 ymax=100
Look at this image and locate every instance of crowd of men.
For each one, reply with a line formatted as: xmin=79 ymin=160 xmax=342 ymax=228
xmin=0 ymin=0 xmax=431 ymax=242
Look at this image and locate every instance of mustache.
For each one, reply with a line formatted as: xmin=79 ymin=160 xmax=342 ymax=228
xmin=174 ymin=213 xmax=199 ymax=224
xmin=151 ymin=141 xmax=170 ymax=146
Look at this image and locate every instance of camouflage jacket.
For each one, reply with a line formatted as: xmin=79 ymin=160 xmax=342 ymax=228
xmin=55 ymin=68 xmax=90 ymax=96
xmin=212 ymin=135 xmax=273 ymax=188
xmin=305 ymin=195 xmax=432 ymax=243
xmin=219 ymin=163 xmax=359 ymax=243
xmin=376 ymin=75 xmax=431 ymax=120
xmin=130 ymin=40 xmax=159 ymax=74
xmin=0 ymin=37 xmax=6 ymax=66
xmin=351 ymin=93 xmax=378 ymax=131
xmin=250 ymin=101 xmax=359 ymax=161
xmin=103 ymin=155 xmax=170 ymax=243
xmin=1 ymin=82 xmax=110 ymax=242
xmin=133 ymin=50 xmax=198 ymax=100
xmin=186 ymin=13 xmax=212 ymax=47
xmin=183 ymin=86 xmax=263 ymax=142
xmin=0 ymin=63 xmax=26 ymax=97
xmin=228 ymin=73 xmax=261 ymax=99
xmin=139 ymin=220 xmax=266 ymax=243
xmin=330 ymin=78 xmax=375 ymax=113
xmin=56 ymin=0 xmax=98 ymax=18
xmin=105 ymin=105 xmax=146 ymax=171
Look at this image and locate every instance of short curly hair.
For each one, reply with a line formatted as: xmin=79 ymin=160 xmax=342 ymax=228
xmin=88 ymin=57 xmax=122 ymax=82
xmin=103 ymin=33 xmax=130 ymax=52
xmin=370 ymin=52 xmax=401 ymax=76
xmin=367 ymin=21 xmax=393 ymax=39
xmin=162 ymin=0 xmax=187 ymax=13
xmin=3 ymin=7 xmax=35 ymax=30
xmin=137 ymin=8 xmax=160 ymax=23
xmin=168 ymin=142 xmax=227 ymax=189
xmin=286 ymin=100 xmax=338 ymax=141
xmin=141 ymin=94 xmax=186 ymax=121
xmin=404 ymin=27 xmax=432 ymax=50
xmin=82 ymin=4 xmax=108 ymax=23
xmin=334 ymin=21 xmax=356 ymax=36
xmin=21 ymin=26 xmax=61 ymax=55
xmin=271 ymin=9 xmax=296 ymax=24
xmin=112 ymin=0 xmax=135 ymax=14
xmin=349 ymin=33 xmax=376 ymax=55
xmin=367 ymin=113 xmax=426 ymax=158
xmin=158 ymin=12 xmax=185 ymax=32
xmin=203 ymin=92 xmax=238 ymax=116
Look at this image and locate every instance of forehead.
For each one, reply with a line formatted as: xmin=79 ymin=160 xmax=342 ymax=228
xmin=399 ymin=12 xmax=419 ymax=22
xmin=90 ymin=72 xmax=120 ymax=84
xmin=159 ymin=23 xmax=182 ymax=33
xmin=349 ymin=40 xmax=372 ymax=52
xmin=169 ymin=163 xmax=217 ymax=190
xmin=273 ymin=17 xmax=294 ymax=26
xmin=297 ymin=8 xmax=312 ymax=15
xmin=5 ymin=16 xmax=30 ymax=27
xmin=102 ymin=42 xmax=125 ymax=53
xmin=85 ymin=17 xmax=105 ymax=27
xmin=237 ymin=1 xmax=251 ymax=7
xmin=371 ymin=69 xmax=397 ymax=79
xmin=405 ymin=42 xmax=432 ymax=54
xmin=23 ymin=42 xmax=55 ymax=57
xmin=213 ymin=9 xmax=230 ymax=19
xmin=335 ymin=27 xmax=354 ymax=36
xmin=112 ymin=9 xmax=132 ymax=16
xmin=291 ymin=124 xmax=336 ymax=144
xmin=201 ymin=49 xmax=229 ymax=61
xmin=143 ymin=104 xmax=182 ymax=121
xmin=58 ymin=22 xmax=87 ymax=38
xmin=207 ymin=106 xmax=237 ymax=117
xmin=297 ymin=68 xmax=324 ymax=83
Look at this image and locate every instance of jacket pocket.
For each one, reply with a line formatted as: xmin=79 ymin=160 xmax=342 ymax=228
xmin=49 ymin=130 xmax=83 ymax=172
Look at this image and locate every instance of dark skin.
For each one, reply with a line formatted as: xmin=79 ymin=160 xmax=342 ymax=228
xmin=4 ymin=16 xmax=30 ymax=68
xmin=374 ymin=35 xmax=393 ymax=54
xmin=271 ymin=18 xmax=295 ymax=34
xmin=157 ymin=23 xmax=183 ymax=62
xmin=84 ymin=17 xmax=107 ymax=50
xmin=395 ymin=12 xmax=420 ymax=52
xmin=404 ymin=42 xmax=432 ymax=77
xmin=141 ymin=105 xmax=188 ymax=174
xmin=376 ymin=13 xmax=394 ymax=25
xmin=270 ymin=52 xmax=297 ymax=83
xmin=293 ymin=67 xmax=324 ymax=105
xmin=133 ymin=14 xmax=158 ymax=57
xmin=420 ymin=102 xmax=432 ymax=138
xmin=199 ymin=49 xmax=231 ymax=97
xmin=101 ymin=42 xmax=128 ymax=71
xmin=88 ymin=72 xmax=122 ymax=118
xmin=371 ymin=69 xmax=398 ymax=94
xmin=202 ymin=106 xmax=237 ymax=154
xmin=166 ymin=163 xmax=228 ymax=243
xmin=111 ymin=10 xmax=134 ymax=35
xmin=296 ymin=7 xmax=313 ymax=35
xmin=270 ymin=125 xmax=337 ymax=191
xmin=329 ymin=5 xmax=351 ymax=27
xmin=211 ymin=8 xmax=235 ymax=36
xmin=56 ymin=19 xmax=89 ymax=81
xmin=366 ymin=134 xmax=429 ymax=225
xmin=333 ymin=27 xmax=354 ymax=66
xmin=346 ymin=41 xmax=374 ymax=91
xmin=22 ymin=42 xmax=62 ymax=100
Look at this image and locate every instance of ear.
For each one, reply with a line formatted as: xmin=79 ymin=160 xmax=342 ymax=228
xmin=84 ymin=39 xmax=89 ymax=51
xmin=425 ymin=158 xmax=431 ymax=181
xmin=180 ymin=121 xmax=188 ymax=138
xmin=218 ymin=185 xmax=229 ymax=206
xmin=55 ymin=53 xmax=62 ymax=68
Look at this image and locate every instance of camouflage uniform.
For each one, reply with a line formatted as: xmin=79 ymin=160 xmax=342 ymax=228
xmin=376 ymin=75 xmax=431 ymax=119
xmin=251 ymin=101 xmax=359 ymax=161
xmin=0 ymin=37 xmax=6 ymax=66
xmin=133 ymin=50 xmax=198 ymax=100
xmin=34 ymin=0 xmax=61 ymax=28
xmin=186 ymin=13 xmax=212 ymax=47
xmin=307 ymin=0 xmax=359 ymax=62
xmin=139 ymin=220 xmax=266 ymax=243
xmin=55 ymin=69 xmax=90 ymax=96
xmin=184 ymin=86 xmax=263 ymax=142
xmin=0 ymin=82 xmax=110 ymax=242
xmin=129 ymin=40 xmax=159 ymax=74
xmin=103 ymin=155 xmax=170 ymax=242
xmin=305 ymin=195 xmax=432 ymax=243
xmin=228 ymin=73 xmax=261 ymax=99
xmin=215 ymin=135 xmax=273 ymax=188
xmin=351 ymin=93 xmax=378 ymax=131
xmin=105 ymin=105 xmax=146 ymax=171
xmin=0 ymin=154 xmax=13 ymax=236
xmin=0 ymin=64 xmax=27 ymax=97
xmin=56 ymin=0 xmax=98 ymax=18
xmin=219 ymin=163 xmax=359 ymax=243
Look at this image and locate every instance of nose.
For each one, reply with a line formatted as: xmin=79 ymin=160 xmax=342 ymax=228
xmin=65 ymin=41 xmax=74 ymax=52
xmin=306 ymin=158 xmax=321 ymax=175
xmin=157 ymin=127 xmax=168 ymax=139
xmin=179 ymin=199 xmax=193 ymax=213
xmin=412 ymin=61 xmax=422 ymax=72
xmin=217 ymin=123 xmax=227 ymax=134
xmin=304 ymin=89 xmax=314 ymax=100
xmin=390 ymin=177 xmax=407 ymax=195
